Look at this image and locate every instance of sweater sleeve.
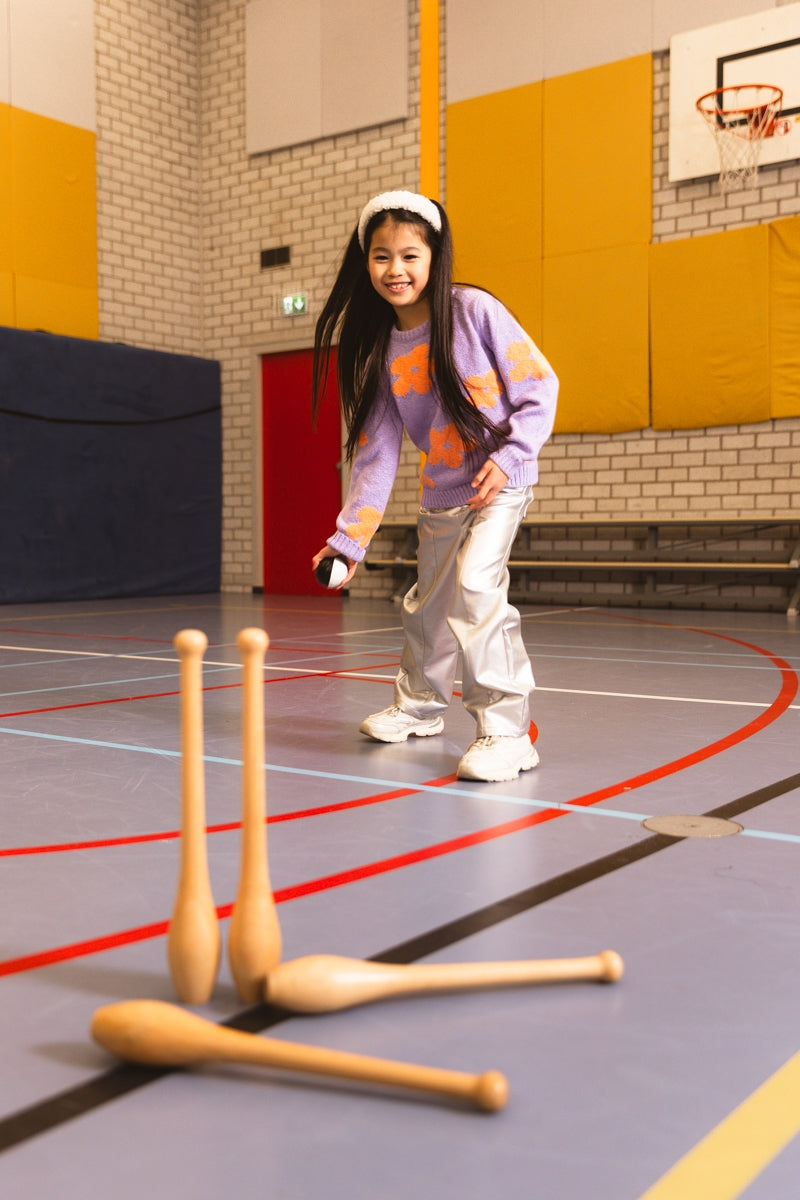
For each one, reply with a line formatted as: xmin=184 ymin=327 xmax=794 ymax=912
xmin=466 ymin=294 xmax=558 ymax=482
xmin=327 ymin=390 xmax=405 ymax=562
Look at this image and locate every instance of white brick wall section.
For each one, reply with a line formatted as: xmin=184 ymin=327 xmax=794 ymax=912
xmin=95 ymin=0 xmax=204 ymax=356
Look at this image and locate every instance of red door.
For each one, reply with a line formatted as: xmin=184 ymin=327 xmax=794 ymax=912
xmin=261 ymin=348 xmax=341 ymax=594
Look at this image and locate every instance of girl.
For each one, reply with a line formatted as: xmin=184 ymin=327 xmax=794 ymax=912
xmin=312 ymin=190 xmax=558 ymax=782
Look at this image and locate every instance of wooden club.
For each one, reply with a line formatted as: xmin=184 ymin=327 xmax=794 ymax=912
xmin=166 ymin=630 xmax=220 ymax=1005
xmin=264 ymin=951 xmax=624 ymax=1013
xmin=90 ymin=999 xmax=508 ymax=1112
xmin=228 ymin=627 xmax=282 ymax=1003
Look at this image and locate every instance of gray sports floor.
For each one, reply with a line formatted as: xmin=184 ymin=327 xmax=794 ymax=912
xmin=0 ymin=592 xmax=798 ymax=1198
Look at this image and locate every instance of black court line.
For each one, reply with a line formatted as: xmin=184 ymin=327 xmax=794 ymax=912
xmin=1 ymin=769 xmax=798 ymax=1153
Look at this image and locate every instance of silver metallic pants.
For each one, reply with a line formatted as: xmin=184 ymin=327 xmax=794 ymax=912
xmin=394 ymin=486 xmax=534 ymax=737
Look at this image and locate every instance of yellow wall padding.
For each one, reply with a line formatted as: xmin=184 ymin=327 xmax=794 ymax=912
xmin=543 ymin=244 xmax=650 ymax=433
xmin=650 ymin=225 xmax=770 ymax=430
xmin=543 ymin=55 xmax=652 ymax=257
xmin=0 ymin=103 xmax=11 ymax=276
xmin=446 ymin=82 xmax=543 ymax=341
xmin=769 ymin=215 xmax=800 ymax=420
xmin=15 ymin=275 xmax=99 ymax=340
xmin=11 ymin=107 xmax=98 ymax=292
xmin=0 ymin=273 xmax=14 ymax=326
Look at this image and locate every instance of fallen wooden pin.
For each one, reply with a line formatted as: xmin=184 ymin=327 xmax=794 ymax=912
xmin=90 ymin=999 xmax=508 ymax=1112
xmin=263 ymin=950 xmax=624 ymax=1013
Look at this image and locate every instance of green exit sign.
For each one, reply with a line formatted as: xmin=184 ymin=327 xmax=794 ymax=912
xmin=282 ymin=293 xmax=307 ymax=316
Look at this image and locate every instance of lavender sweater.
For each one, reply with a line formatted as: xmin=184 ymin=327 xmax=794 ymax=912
xmin=328 ymin=286 xmax=558 ymax=563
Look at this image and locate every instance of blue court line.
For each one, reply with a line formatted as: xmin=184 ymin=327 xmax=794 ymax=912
xmin=0 ymin=724 xmax=798 ymax=846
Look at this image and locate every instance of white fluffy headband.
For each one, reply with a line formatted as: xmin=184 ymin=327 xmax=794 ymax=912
xmin=357 ymin=190 xmax=442 ymax=250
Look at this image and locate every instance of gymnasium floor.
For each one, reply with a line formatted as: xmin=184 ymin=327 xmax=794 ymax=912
xmin=0 ymin=591 xmax=798 ymax=1199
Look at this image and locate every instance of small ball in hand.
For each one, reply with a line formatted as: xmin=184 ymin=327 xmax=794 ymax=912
xmin=314 ymin=556 xmax=349 ymax=588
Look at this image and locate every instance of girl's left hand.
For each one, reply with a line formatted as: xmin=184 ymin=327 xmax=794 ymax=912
xmin=312 ymin=545 xmax=358 ymax=588
xmin=468 ymin=459 xmax=509 ymax=509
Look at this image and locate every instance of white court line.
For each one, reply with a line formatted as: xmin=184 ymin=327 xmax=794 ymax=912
xmin=0 ymin=644 xmax=117 ymax=659
xmin=0 ymin=723 xmax=798 ymax=844
xmin=258 ymin=665 xmax=796 ymax=711
xmin=332 ymin=624 xmax=403 ymax=637
xmin=0 ymin=644 xmax=184 ymax=664
xmin=1 ymin=645 xmax=796 ymax=711
xmin=0 ymin=644 xmax=238 ymax=668
xmin=534 ymin=685 xmax=795 ymax=710
xmin=522 ymin=607 xmax=598 ymax=618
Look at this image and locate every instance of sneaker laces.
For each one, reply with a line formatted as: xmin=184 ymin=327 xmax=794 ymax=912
xmin=470 ymin=736 xmax=501 ymax=749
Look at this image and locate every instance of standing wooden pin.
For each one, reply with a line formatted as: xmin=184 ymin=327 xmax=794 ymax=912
xmin=228 ymin=627 xmax=282 ymax=1002
xmin=167 ymin=629 xmax=220 ymax=1004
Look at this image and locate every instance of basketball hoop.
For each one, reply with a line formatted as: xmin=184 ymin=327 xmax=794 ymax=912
xmin=696 ymin=84 xmax=786 ymax=193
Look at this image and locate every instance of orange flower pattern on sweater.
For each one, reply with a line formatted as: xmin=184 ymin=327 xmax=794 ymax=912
xmin=465 ymin=368 xmax=501 ymax=409
xmin=427 ymin=423 xmax=465 ymax=469
xmin=390 ymin=344 xmax=430 ymax=397
xmin=506 ymin=337 xmax=549 ymax=382
xmin=345 ymin=505 xmax=383 ymax=548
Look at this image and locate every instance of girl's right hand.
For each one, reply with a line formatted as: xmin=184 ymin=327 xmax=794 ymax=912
xmin=311 ymin=546 xmax=358 ymax=589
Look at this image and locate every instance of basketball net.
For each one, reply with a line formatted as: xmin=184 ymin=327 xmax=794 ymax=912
xmin=696 ymin=84 xmax=786 ymax=193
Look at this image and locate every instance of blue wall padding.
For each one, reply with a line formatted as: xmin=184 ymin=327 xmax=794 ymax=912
xmin=0 ymin=327 xmax=222 ymax=603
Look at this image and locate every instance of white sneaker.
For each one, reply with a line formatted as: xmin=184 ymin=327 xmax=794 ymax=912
xmin=359 ymin=705 xmax=445 ymax=743
xmin=457 ymin=734 xmax=539 ymax=782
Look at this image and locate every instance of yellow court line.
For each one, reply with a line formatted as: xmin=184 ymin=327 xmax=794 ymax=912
xmin=637 ymin=1050 xmax=800 ymax=1200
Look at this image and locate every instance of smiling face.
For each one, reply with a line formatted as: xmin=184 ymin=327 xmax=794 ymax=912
xmin=366 ymin=217 xmax=433 ymax=330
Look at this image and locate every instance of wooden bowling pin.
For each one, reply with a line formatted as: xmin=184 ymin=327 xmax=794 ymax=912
xmin=228 ymin=627 xmax=282 ymax=1002
xmin=167 ymin=630 xmax=220 ymax=1004
xmin=90 ymin=999 xmax=508 ymax=1111
xmin=264 ymin=951 xmax=624 ymax=1013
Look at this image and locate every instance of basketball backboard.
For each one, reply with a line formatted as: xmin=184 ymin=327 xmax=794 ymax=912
xmin=669 ymin=2 xmax=800 ymax=183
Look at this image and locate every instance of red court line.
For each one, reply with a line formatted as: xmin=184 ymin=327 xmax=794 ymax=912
xmin=0 ymin=783 xmax=449 ymax=858
xmin=268 ymin=779 xmax=456 ymax=820
xmin=0 ymin=628 xmax=795 ymax=980
xmin=261 ymin=660 xmax=401 ymax=684
xmin=264 ymin=644 xmax=399 ymax=657
xmin=0 ymin=687 xmax=215 ymax=719
xmin=0 ymin=777 xmax=459 ymax=978
xmin=0 ymin=628 xmax=174 ymax=644
xmin=0 ymin=661 xmax=399 ymax=720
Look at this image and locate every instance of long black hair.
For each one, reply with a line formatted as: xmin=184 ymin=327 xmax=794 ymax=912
xmin=312 ymin=199 xmax=504 ymax=462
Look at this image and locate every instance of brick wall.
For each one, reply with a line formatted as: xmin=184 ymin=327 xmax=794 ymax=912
xmin=94 ymin=0 xmax=204 ymax=355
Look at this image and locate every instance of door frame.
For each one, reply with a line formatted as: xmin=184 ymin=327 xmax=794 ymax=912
xmin=248 ymin=334 xmax=347 ymax=592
